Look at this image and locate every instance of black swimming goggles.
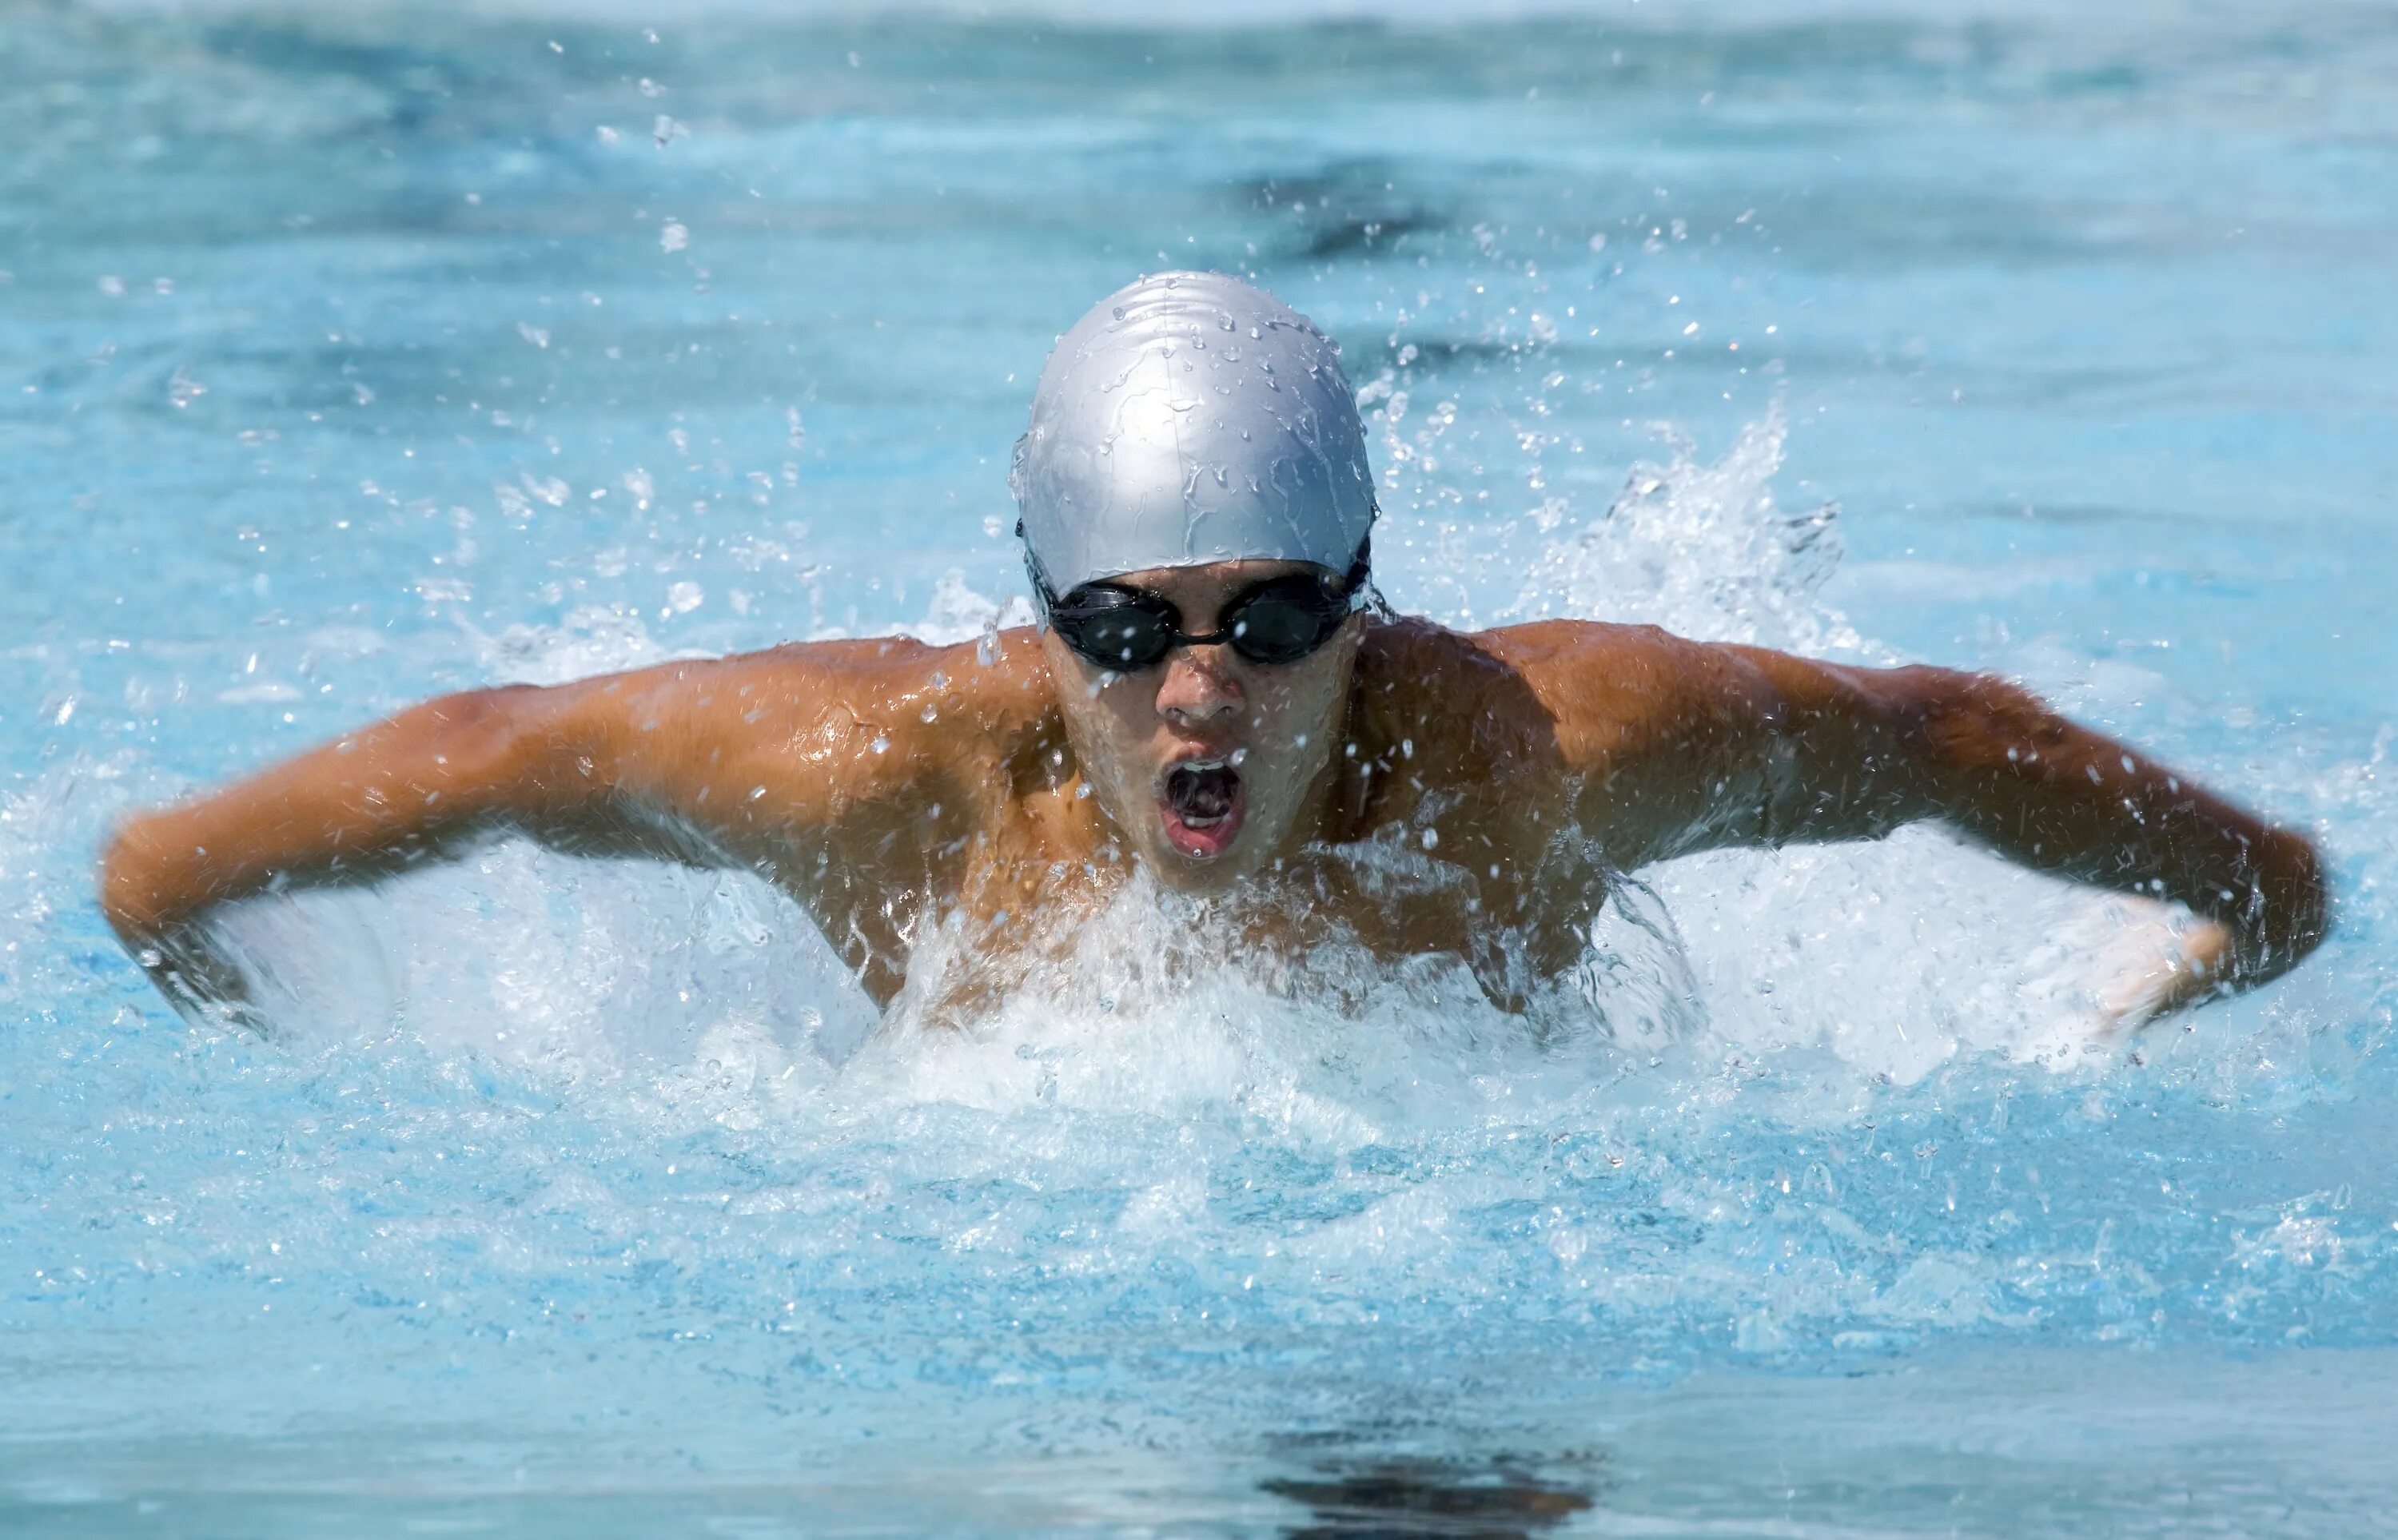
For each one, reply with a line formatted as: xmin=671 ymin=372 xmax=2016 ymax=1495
xmin=1029 ymin=543 xmax=1372 ymax=672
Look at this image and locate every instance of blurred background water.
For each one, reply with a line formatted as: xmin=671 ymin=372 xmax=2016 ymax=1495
xmin=3 ymin=0 xmax=2396 ymax=1533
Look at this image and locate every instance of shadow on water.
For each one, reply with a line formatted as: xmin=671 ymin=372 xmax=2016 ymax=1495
xmin=1261 ymin=1456 xmax=1599 ymax=1539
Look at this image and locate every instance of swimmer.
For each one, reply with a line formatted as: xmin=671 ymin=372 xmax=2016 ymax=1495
xmin=98 ymin=272 xmax=2327 ymax=1030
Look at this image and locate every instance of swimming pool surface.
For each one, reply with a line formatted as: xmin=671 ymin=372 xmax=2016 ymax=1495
xmin=5 ymin=1 xmax=2396 ymax=1533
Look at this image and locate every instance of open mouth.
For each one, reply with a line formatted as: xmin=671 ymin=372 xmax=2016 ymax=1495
xmin=1159 ymin=758 xmax=1246 ymax=859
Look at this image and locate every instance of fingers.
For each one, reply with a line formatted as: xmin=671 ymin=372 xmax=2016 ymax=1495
xmin=2091 ymin=911 xmax=2231 ymax=1034
xmin=138 ymin=925 xmax=279 ymax=1041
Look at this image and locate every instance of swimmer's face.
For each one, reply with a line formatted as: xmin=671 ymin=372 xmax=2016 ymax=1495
xmin=1042 ymin=559 xmax=1362 ymax=892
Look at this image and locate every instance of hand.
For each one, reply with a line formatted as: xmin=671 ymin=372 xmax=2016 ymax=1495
xmin=101 ymin=826 xmax=273 ymax=1037
xmin=2092 ymin=900 xmax=2232 ymax=1033
xmin=133 ymin=921 xmax=275 ymax=1037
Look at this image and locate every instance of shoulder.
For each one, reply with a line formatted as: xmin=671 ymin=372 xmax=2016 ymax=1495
xmin=1462 ymin=617 xmax=1725 ymax=682
xmin=556 ymin=630 xmax=1054 ymax=731
xmin=1357 ymin=615 xmax=1758 ymax=739
xmin=539 ymin=629 xmax=1062 ymax=807
xmin=1346 ymin=618 xmax=1576 ymax=778
xmin=1350 ymin=616 xmax=1807 ymax=813
xmin=1485 ymin=619 xmax=1785 ymax=736
xmin=1362 ymin=615 xmax=1723 ymax=677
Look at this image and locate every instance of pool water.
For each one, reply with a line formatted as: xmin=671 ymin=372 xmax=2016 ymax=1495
xmin=5 ymin=2 xmax=2396 ymax=1533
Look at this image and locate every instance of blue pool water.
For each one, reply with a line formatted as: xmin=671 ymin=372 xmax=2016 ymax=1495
xmin=5 ymin=2 xmax=2397 ymax=1532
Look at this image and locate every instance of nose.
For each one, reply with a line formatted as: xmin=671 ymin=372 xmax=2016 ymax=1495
xmin=1154 ymin=644 xmax=1245 ymax=726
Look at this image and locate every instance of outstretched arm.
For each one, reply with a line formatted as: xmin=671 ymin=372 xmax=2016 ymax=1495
xmin=98 ymin=678 xmax=675 ymax=1021
xmin=95 ymin=646 xmax=922 ymax=1023
xmin=1527 ymin=623 xmax=2328 ymax=1023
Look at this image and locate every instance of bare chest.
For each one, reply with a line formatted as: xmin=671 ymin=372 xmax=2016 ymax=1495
xmin=779 ymin=799 xmax=1612 ymax=1017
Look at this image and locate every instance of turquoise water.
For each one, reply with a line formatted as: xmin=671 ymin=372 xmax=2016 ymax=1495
xmin=5 ymin=2 xmax=2396 ymax=1533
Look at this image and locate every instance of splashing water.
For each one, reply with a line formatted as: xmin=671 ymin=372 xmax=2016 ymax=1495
xmin=1512 ymin=403 xmax=1860 ymax=657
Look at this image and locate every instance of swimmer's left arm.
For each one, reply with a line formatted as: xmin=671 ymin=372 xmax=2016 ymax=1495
xmin=1902 ymin=666 xmax=2325 ymax=1020
xmin=1526 ymin=623 xmax=2328 ymax=1019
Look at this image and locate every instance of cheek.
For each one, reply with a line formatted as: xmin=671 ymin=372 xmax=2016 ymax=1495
xmin=1061 ymin=678 xmax=1161 ymax=778
xmin=1259 ymin=646 xmax=1351 ymax=725
xmin=1095 ymin=680 xmax=1162 ymax=750
xmin=1242 ymin=666 xmax=1345 ymax=771
xmin=1047 ymin=641 xmax=1145 ymax=741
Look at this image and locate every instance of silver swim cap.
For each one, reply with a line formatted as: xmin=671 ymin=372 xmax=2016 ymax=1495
xmin=1013 ymin=271 xmax=1377 ymax=593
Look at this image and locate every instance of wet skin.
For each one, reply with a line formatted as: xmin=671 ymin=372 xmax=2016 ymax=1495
xmin=99 ymin=561 xmax=2327 ymax=1028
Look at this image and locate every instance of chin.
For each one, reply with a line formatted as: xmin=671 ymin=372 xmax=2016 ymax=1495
xmin=1145 ymin=856 xmax=1226 ymax=893
xmin=1142 ymin=817 xmax=1280 ymax=893
xmin=1142 ymin=835 xmax=1239 ymax=891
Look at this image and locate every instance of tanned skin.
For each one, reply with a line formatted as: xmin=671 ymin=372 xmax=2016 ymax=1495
xmin=98 ymin=560 xmax=2328 ymax=1031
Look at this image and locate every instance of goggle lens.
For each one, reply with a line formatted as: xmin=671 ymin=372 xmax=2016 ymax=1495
xmin=1077 ymin=604 xmax=1177 ymax=670
xmin=1046 ymin=575 xmax=1355 ymax=671
xmin=1226 ymin=583 xmax=1344 ymax=664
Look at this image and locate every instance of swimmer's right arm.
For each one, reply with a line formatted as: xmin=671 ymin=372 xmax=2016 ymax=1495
xmin=95 ymin=678 xmax=669 ymax=1020
xmin=99 ymin=685 xmax=615 ymax=932
xmin=96 ymin=648 xmax=930 ymax=1016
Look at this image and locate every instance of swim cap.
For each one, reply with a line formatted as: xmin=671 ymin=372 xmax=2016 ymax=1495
xmin=1012 ymin=271 xmax=1377 ymax=593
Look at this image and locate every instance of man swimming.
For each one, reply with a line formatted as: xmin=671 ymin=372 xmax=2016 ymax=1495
xmin=98 ymin=272 xmax=2327 ymax=1032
